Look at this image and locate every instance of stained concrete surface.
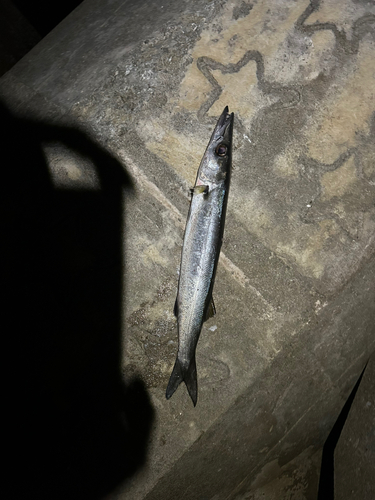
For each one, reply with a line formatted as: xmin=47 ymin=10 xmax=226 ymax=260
xmin=1 ymin=0 xmax=374 ymax=499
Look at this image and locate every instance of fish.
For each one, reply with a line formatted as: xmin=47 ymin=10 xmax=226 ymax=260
xmin=166 ymin=106 xmax=234 ymax=406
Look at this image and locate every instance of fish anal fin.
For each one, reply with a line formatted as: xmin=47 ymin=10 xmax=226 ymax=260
xmin=204 ymin=296 xmax=216 ymax=322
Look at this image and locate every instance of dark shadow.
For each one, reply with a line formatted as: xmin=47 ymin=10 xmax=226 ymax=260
xmin=317 ymin=364 xmax=367 ymax=500
xmin=1 ymin=100 xmax=154 ymax=499
xmin=12 ymin=0 xmax=84 ymax=37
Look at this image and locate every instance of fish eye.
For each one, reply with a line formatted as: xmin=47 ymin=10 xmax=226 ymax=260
xmin=215 ymin=143 xmax=228 ymax=157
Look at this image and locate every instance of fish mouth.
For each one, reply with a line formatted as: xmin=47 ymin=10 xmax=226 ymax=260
xmin=214 ymin=106 xmax=234 ymax=140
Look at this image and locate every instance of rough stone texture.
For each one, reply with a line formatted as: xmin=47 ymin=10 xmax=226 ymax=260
xmin=1 ymin=1 xmax=374 ymax=499
xmin=335 ymin=354 xmax=375 ymax=500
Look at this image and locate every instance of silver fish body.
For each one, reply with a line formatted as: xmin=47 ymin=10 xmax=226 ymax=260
xmin=166 ymin=106 xmax=234 ymax=406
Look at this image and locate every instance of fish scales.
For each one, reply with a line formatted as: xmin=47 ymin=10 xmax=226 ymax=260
xmin=179 ymin=189 xmax=223 ymax=348
xmin=166 ymin=107 xmax=234 ymax=406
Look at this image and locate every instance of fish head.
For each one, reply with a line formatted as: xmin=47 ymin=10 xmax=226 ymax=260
xmin=197 ymin=106 xmax=234 ymax=185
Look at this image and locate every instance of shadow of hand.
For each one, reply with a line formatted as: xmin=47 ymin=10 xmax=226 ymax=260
xmin=1 ymin=100 xmax=154 ymax=500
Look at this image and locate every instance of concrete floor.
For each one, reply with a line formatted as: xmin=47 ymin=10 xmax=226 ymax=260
xmin=1 ymin=1 xmax=374 ymax=499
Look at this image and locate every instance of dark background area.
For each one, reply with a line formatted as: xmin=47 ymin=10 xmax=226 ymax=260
xmin=1 ymin=100 xmax=154 ymax=499
xmin=0 ymin=0 xmax=83 ymax=76
xmin=12 ymin=0 xmax=83 ymax=37
xmin=1 ymin=2 xmax=156 ymax=497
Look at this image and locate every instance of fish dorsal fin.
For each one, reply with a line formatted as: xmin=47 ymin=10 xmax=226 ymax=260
xmin=174 ymin=298 xmax=178 ymax=318
xmin=204 ymin=297 xmax=216 ymax=322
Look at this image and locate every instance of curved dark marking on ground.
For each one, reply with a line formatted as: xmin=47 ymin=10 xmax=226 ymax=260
xmin=295 ymin=3 xmax=375 ymax=199
xmin=194 ymin=0 xmax=374 ymax=233
xmin=301 ymin=148 xmax=354 ymax=180
xmin=196 ymin=50 xmax=264 ymax=122
xmin=196 ymin=50 xmax=301 ymax=130
xmin=200 ymin=355 xmax=231 ymax=386
xmin=291 ymin=1 xmax=375 ymax=233
xmin=351 ymin=14 xmax=375 ymax=53
xmin=297 ymin=0 xmax=375 ymax=55
xmin=195 ymin=0 xmax=373 ymax=126
xmin=296 ymin=0 xmax=348 ymax=50
xmin=356 ymin=111 xmax=375 ymax=186
xmin=298 ymin=149 xmax=355 ymax=225
xmin=299 ymin=111 xmax=375 ymax=234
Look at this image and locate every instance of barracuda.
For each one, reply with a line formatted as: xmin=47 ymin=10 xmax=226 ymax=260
xmin=166 ymin=106 xmax=234 ymax=406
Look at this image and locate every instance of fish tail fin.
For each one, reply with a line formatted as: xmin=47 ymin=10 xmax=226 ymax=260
xmin=166 ymin=356 xmax=198 ymax=406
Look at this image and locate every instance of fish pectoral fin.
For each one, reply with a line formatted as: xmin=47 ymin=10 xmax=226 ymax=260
xmin=190 ymin=185 xmax=209 ymax=196
xmin=204 ymin=296 xmax=216 ymax=322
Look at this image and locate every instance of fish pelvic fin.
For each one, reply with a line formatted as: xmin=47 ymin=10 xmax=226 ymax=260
xmin=204 ymin=296 xmax=216 ymax=322
xmin=166 ymin=356 xmax=198 ymax=406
